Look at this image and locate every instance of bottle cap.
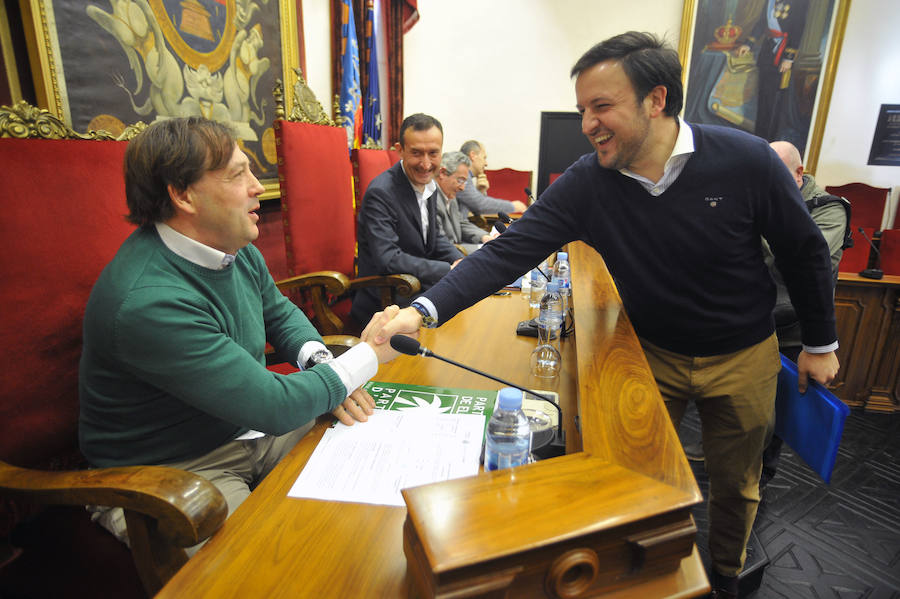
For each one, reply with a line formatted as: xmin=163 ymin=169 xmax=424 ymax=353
xmin=531 ymin=270 xmax=540 ymax=281
xmin=558 ymin=252 xmax=568 ymax=261
xmin=498 ymin=387 xmax=523 ymax=411
xmin=546 ymin=281 xmax=559 ymax=293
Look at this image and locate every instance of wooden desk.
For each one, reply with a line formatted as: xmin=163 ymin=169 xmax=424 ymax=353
xmin=158 ymin=242 xmax=707 ymax=598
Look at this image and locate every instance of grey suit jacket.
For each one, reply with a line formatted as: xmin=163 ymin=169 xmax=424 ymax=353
xmin=455 ymin=173 xmax=516 ymax=216
xmin=435 ymin=187 xmax=486 ymax=254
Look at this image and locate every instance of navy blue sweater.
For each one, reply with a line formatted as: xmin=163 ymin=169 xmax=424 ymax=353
xmin=422 ymin=124 xmax=836 ymax=356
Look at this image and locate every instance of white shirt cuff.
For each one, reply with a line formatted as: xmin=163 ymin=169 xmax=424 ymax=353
xmin=413 ymin=297 xmax=439 ymax=322
xmin=802 ymin=341 xmax=839 ymax=354
xmin=325 ymin=342 xmax=378 ymax=397
xmin=297 ymin=340 xmax=329 ymax=368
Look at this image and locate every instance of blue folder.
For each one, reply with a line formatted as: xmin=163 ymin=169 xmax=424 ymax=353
xmin=774 ymin=354 xmax=849 ymax=484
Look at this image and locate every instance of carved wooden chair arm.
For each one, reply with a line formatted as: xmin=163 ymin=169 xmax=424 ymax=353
xmin=275 ymin=271 xmax=352 ymax=335
xmin=322 ymin=335 xmax=361 ymax=354
xmin=349 ymin=274 xmax=422 ymax=310
xmin=275 ymin=270 xmax=351 ymax=295
xmin=0 ymin=460 xmax=226 ymax=547
xmin=1 ymin=459 xmax=228 ymax=595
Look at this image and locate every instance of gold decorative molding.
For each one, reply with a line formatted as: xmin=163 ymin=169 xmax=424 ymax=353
xmin=275 ymin=68 xmax=335 ymax=127
xmin=0 ymin=101 xmax=145 ymax=140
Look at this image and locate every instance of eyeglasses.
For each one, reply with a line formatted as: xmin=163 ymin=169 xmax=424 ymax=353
xmin=454 ymin=177 xmax=467 ymax=185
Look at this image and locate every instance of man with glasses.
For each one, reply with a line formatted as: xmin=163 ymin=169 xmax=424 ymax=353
xmin=434 ymin=151 xmax=496 ymax=254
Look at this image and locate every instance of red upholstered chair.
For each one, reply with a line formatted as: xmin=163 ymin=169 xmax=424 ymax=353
xmin=351 ymin=147 xmax=399 ymax=212
xmin=254 ymin=202 xmax=291 ymax=282
xmin=825 ymin=183 xmax=890 ymax=231
xmin=484 ymin=167 xmax=533 ymax=206
xmin=838 ymin=226 xmax=875 ymax=274
xmin=0 ymin=103 xmax=226 ymax=598
xmin=273 ymin=77 xmax=419 ymax=336
xmin=878 ymin=229 xmax=900 ymax=276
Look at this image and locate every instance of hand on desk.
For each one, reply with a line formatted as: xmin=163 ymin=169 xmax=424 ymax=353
xmin=796 ymin=350 xmax=839 ymax=393
xmin=333 ymin=387 xmax=375 ymax=425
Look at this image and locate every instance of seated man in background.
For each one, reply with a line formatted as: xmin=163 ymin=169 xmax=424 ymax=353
xmin=759 ymin=140 xmax=849 ymax=488
xmin=435 ymin=151 xmax=496 ymax=254
xmin=351 ymin=113 xmax=464 ymax=324
xmin=79 ymin=117 xmax=398 ymax=552
xmin=457 ymin=140 xmax=528 ymax=215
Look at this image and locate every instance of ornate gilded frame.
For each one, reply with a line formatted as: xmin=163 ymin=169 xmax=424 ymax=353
xmin=19 ymin=0 xmax=300 ymax=200
xmin=678 ymin=0 xmax=850 ymax=175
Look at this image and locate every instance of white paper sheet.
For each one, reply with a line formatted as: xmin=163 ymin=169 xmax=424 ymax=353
xmin=287 ymin=410 xmax=485 ymax=507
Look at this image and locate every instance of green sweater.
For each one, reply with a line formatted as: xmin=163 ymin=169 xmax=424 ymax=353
xmin=79 ymin=227 xmax=346 ymax=467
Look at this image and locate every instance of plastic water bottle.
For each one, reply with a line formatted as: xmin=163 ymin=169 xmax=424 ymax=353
xmin=484 ymin=388 xmax=532 ymax=471
xmin=552 ymin=251 xmax=571 ymax=322
xmin=528 ymin=269 xmax=546 ymax=309
xmin=531 ymin=281 xmax=562 ymax=378
xmin=539 ymin=281 xmax=563 ymax=337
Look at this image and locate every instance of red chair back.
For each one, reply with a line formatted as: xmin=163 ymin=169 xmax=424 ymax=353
xmin=825 ymin=183 xmax=889 ymax=231
xmin=275 ymin=120 xmax=356 ymax=278
xmin=839 ymin=226 xmax=875 ymax=274
xmin=484 ymin=168 xmax=532 ymax=204
xmin=254 ymin=203 xmax=290 ymax=282
xmin=879 ymin=229 xmax=900 ymax=276
xmin=351 ymin=148 xmax=398 ymax=211
xmin=0 ymin=138 xmax=135 ymax=467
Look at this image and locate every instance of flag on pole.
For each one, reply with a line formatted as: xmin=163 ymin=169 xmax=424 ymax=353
xmin=338 ymin=0 xmax=362 ymax=149
xmin=362 ymin=0 xmax=382 ymax=147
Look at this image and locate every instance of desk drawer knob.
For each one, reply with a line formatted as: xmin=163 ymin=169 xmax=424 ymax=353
xmin=545 ymin=548 xmax=599 ymax=599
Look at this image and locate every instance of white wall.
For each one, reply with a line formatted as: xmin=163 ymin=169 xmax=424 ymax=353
xmin=815 ymin=0 xmax=900 ymax=228
xmin=302 ymin=0 xmax=900 ymax=225
xmin=403 ymin=0 xmax=683 ymax=177
xmin=301 ymin=0 xmax=332 ymax=115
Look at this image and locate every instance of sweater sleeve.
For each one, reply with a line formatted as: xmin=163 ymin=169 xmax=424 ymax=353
xmin=423 ymin=173 xmax=582 ymax=323
xmin=113 ymin=281 xmax=346 ymax=437
xmin=760 ymin=152 xmax=837 ymax=347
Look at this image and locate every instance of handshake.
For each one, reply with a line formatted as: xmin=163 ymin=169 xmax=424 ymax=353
xmin=360 ymin=305 xmax=425 ymax=362
xmin=331 ymin=305 xmax=425 ymax=427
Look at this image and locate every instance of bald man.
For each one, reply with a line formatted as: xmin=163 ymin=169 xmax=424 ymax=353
xmin=759 ymin=140 xmax=849 ymax=489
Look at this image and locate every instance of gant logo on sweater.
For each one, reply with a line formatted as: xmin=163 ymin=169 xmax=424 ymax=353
xmin=704 ymin=196 xmax=724 ymax=208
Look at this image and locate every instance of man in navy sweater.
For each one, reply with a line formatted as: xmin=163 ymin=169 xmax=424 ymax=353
xmin=366 ymin=32 xmax=839 ymax=598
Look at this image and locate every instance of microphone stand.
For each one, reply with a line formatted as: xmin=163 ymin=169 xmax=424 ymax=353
xmin=857 ymin=227 xmax=884 ymax=280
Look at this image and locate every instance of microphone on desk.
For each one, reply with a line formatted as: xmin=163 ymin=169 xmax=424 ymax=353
xmin=389 ymin=335 xmax=565 ymax=458
xmin=856 ymin=227 xmax=884 ymax=280
xmin=496 ymin=212 xmax=512 ymax=224
xmin=524 ymin=187 xmax=536 ymax=204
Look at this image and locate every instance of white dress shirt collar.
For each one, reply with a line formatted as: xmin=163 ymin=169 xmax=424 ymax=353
xmin=399 ymin=160 xmax=436 ymax=241
xmin=619 ymin=117 xmax=695 ymax=196
xmin=155 ymin=222 xmax=236 ymax=269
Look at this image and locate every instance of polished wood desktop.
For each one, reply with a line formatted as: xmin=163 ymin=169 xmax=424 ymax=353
xmin=158 ymin=242 xmax=707 ymax=598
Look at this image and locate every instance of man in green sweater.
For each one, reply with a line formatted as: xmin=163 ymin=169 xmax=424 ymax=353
xmin=79 ymin=117 xmax=398 ymax=551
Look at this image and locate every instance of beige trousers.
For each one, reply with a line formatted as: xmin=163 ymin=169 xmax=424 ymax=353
xmin=641 ymin=333 xmax=780 ymax=578
xmin=93 ymin=422 xmax=314 ymax=556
